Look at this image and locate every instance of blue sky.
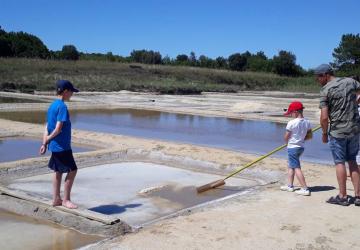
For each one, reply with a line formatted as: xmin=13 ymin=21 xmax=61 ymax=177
xmin=0 ymin=0 xmax=359 ymax=69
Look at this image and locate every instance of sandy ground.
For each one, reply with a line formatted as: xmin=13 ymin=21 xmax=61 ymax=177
xmin=1 ymin=91 xmax=359 ymax=250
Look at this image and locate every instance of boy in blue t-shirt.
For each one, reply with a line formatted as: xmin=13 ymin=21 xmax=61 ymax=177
xmin=39 ymin=80 xmax=79 ymax=209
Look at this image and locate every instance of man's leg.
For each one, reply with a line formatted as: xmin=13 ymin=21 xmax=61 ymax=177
xmin=349 ymin=161 xmax=360 ymax=197
xmin=329 ymin=136 xmax=348 ymax=198
xmin=53 ymin=172 xmax=62 ymax=206
xmin=346 ymin=135 xmax=360 ymax=197
xmin=335 ymin=163 xmax=347 ymax=198
xmin=63 ymin=169 xmax=77 ymax=209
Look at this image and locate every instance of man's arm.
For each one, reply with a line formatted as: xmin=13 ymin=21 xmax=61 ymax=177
xmin=320 ymin=107 xmax=329 ymax=143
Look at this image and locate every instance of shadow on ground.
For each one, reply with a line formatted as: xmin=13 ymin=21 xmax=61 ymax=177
xmin=89 ymin=204 xmax=142 ymax=215
xmin=309 ymin=186 xmax=335 ymax=192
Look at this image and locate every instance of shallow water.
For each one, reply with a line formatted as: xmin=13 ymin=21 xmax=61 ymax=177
xmin=0 ymin=109 xmax=333 ymax=164
xmin=0 ymin=209 xmax=102 ymax=250
xmin=0 ymin=137 xmax=92 ymax=163
xmin=8 ymin=162 xmax=257 ymax=226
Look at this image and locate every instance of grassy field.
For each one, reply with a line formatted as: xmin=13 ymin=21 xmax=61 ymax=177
xmin=0 ymin=58 xmax=320 ymax=94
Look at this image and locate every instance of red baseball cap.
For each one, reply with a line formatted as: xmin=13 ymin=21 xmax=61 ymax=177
xmin=284 ymin=101 xmax=304 ymax=115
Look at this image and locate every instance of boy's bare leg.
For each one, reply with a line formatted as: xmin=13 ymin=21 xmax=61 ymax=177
xmin=62 ymin=170 xmax=77 ymax=209
xmin=287 ymin=168 xmax=295 ymax=186
xmin=294 ymin=168 xmax=307 ymax=188
xmin=336 ymin=163 xmax=347 ymax=198
xmin=53 ymin=172 xmax=63 ymax=206
xmin=348 ymin=161 xmax=360 ymax=196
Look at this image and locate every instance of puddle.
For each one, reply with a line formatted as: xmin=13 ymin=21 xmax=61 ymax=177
xmin=0 ymin=109 xmax=332 ymax=164
xmin=0 ymin=137 xmax=92 ymax=163
xmin=0 ymin=208 xmax=102 ymax=250
xmin=145 ymin=185 xmax=246 ymax=207
xmin=7 ymin=162 xmax=257 ymax=226
xmin=0 ymin=96 xmax=48 ymax=103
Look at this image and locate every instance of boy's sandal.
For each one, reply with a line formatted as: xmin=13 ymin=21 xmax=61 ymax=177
xmin=354 ymin=196 xmax=360 ymax=206
xmin=326 ymin=195 xmax=350 ymax=206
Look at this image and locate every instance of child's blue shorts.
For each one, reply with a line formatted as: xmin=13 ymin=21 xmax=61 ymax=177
xmin=287 ymin=147 xmax=304 ymax=169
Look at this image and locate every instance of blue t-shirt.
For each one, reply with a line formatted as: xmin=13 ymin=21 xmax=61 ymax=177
xmin=47 ymin=99 xmax=72 ymax=152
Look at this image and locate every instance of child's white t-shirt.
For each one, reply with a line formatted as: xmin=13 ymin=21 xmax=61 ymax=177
xmin=286 ymin=118 xmax=311 ymax=148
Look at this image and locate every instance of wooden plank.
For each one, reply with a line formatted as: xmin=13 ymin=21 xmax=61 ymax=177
xmin=0 ymin=185 xmax=120 ymax=225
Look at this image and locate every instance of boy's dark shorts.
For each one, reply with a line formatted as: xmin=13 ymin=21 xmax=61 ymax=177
xmin=49 ymin=150 xmax=77 ymax=173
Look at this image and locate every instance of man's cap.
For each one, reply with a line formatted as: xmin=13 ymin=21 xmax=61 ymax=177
xmin=313 ymin=64 xmax=333 ymax=75
xmin=284 ymin=101 xmax=304 ymax=115
xmin=56 ymin=80 xmax=79 ymax=93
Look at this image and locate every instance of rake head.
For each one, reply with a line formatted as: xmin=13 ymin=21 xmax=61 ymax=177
xmin=196 ymin=179 xmax=226 ymax=193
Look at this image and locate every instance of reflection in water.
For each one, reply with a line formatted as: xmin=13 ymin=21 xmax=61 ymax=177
xmin=0 ymin=109 xmax=332 ymax=163
xmin=0 ymin=110 xmax=47 ymax=124
xmin=0 ymin=138 xmax=91 ymax=163
xmin=0 ymin=96 xmax=48 ymax=103
xmin=0 ymin=209 xmax=102 ymax=250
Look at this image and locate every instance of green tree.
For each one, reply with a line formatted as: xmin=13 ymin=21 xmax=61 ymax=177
xmin=189 ymin=51 xmax=197 ymax=66
xmin=162 ymin=55 xmax=172 ymax=65
xmin=246 ymin=51 xmax=271 ymax=72
xmin=151 ymin=51 xmax=162 ymax=64
xmin=272 ymin=50 xmax=301 ymax=76
xmin=198 ymin=55 xmax=215 ymax=68
xmin=106 ymin=52 xmax=116 ymax=62
xmin=176 ymin=54 xmax=189 ymax=65
xmin=333 ymin=33 xmax=360 ymax=66
xmin=215 ymin=56 xmax=227 ymax=69
xmin=0 ymin=27 xmax=13 ymax=57
xmin=130 ymin=49 xmax=162 ymax=64
xmin=7 ymin=31 xmax=49 ymax=58
xmin=228 ymin=53 xmax=247 ymax=71
xmin=0 ymin=26 xmax=5 ymax=36
xmin=255 ymin=51 xmax=267 ymax=60
xmin=49 ymin=50 xmax=62 ymax=59
xmin=0 ymin=37 xmax=12 ymax=57
xmin=61 ymin=45 xmax=79 ymax=60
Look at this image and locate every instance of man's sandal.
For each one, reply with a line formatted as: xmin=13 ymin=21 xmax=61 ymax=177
xmin=326 ymin=195 xmax=350 ymax=206
xmin=354 ymin=196 xmax=360 ymax=206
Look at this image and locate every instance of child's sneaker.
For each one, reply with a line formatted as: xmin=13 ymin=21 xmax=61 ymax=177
xmin=295 ymin=188 xmax=310 ymax=196
xmin=280 ymin=185 xmax=294 ymax=192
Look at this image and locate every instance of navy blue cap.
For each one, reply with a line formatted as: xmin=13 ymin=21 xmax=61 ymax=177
xmin=56 ymin=80 xmax=79 ymax=93
xmin=314 ymin=64 xmax=333 ymax=75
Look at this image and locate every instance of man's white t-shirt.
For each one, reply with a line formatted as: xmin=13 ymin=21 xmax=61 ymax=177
xmin=286 ymin=118 xmax=311 ymax=148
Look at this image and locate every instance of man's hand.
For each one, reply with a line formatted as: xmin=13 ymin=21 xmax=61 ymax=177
xmin=322 ymin=133 xmax=328 ymax=143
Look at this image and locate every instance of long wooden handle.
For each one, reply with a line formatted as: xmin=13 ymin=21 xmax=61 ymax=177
xmin=224 ymin=125 xmax=322 ymax=180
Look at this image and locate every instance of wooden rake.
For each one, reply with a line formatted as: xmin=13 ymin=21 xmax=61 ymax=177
xmin=196 ymin=125 xmax=321 ymax=193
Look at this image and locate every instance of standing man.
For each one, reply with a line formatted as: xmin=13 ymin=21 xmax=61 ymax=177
xmin=315 ymin=64 xmax=360 ymax=206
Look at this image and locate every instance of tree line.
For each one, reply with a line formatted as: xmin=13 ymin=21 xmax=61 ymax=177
xmin=0 ymin=26 xmax=359 ymax=77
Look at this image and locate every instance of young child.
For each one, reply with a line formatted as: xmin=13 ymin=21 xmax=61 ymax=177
xmin=280 ymin=101 xmax=312 ymax=196
xmin=39 ymin=80 xmax=79 ymax=209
